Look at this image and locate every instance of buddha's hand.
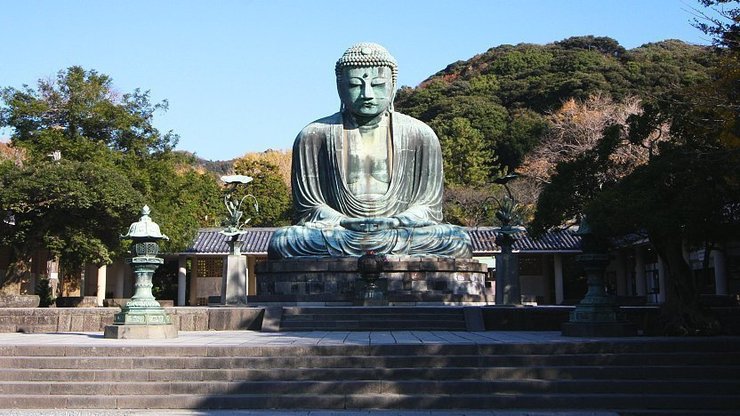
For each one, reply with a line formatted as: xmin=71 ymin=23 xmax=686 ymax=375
xmin=340 ymin=217 xmax=401 ymax=232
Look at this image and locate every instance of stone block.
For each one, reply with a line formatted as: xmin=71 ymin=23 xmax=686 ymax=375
xmin=103 ymin=324 xmax=178 ymax=339
xmin=65 ymin=395 xmax=117 ymax=409
xmin=0 ymin=295 xmax=40 ymax=308
xmin=193 ymin=312 xmax=209 ymax=331
xmin=409 ymin=271 xmax=424 ymax=281
xmin=24 ymin=324 xmax=57 ymax=333
xmin=111 ymin=382 xmax=171 ymax=395
xmin=100 ymin=314 xmax=115 ymax=327
xmin=82 ymin=315 xmax=102 ymax=332
xmin=177 ymin=313 xmax=193 ymax=331
xmin=57 ymin=313 xmax=72 ymax=331
xmin=70 ymin=315 xmax=85 ymax=332
xmin=385 ymin=261 xmax=412 ymax=272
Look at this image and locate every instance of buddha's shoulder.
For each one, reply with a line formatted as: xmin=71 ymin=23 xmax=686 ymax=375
xmin=392 ymin=112 xmax=436 ymax=135
xmin=297 ymin=113 xmax=342 ymax=137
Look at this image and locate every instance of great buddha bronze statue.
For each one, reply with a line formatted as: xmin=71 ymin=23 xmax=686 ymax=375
xmin=267 ymin=43 xmax=472 ymax=259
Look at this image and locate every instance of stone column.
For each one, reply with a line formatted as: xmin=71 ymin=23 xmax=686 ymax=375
xmin=221 ymin=254 xmax=247 ymax=304
xmin=114 ymin=264 xmax=125 ymax=299
xmin=615 ymin=251 xmax=627 ymax=296
xmin=189 ymin=259 xmax=198 ymax=306
xmin=657 ymin=256 xmax=667 ymax=303
xmin=495 ymin=229 xmax=521 ymax=306
xmin=177 ymin=255 xmax=187 ymax=306
xmin=79 ymin=267 xmax=86 ymax=297
xmin=634 ymin=247 xmax=646 ymax=297
xmin=46 ymin=258 xmax=60 ymax=301
xmin=714 ymin=245 xmax=728 ymax=296
xmin=554 ymin=254 xmax=564 ymax=305
xmin=96 ymin=264 xmax=107 ymax=307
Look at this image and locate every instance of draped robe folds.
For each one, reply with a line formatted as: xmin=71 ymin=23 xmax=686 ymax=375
xmin=267 ymin=111 xmax=472 ymax=259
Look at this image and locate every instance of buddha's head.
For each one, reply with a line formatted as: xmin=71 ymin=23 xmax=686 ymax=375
xmin=335 ymin=43 xmax=397 ymax=120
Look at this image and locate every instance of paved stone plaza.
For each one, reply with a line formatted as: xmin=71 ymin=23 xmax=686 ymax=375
xmin=0 ymin=330 xmax=635 ymax=347
xmin=0 ymin=410 xmax=620 ymax=416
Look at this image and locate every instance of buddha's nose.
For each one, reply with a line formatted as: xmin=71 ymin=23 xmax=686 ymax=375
xmin=362 ymin=83 xmax=374 ymax=99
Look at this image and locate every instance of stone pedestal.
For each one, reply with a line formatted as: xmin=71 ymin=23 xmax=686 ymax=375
xmin=562 ymin=253 xmax=636 ymax=337
xmin=104 ymin=323 xmax=177 ymax=339
xmin=253 ymin=256 xmax=489 ymax=305
xmin=104 ymin=259 xmax=178 ymax=339
xmin=222 ymin=254 xmax=248 ymax=305
xmin=495 ymin=229 xmax=521 ymax=305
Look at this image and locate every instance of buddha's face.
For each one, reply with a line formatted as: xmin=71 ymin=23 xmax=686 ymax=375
xmin=339 ymin=66 xmax=394 ymax=119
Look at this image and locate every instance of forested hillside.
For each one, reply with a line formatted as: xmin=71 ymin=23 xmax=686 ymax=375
xmin=395 ymin=36 xmax=715 ymax=176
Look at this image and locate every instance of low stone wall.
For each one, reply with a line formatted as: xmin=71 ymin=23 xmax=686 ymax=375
xmin=482 ymin=305 xmax=663 ymax=332
xmin=254 ymin=256 xmax=490 ymax=305
xmin=0 ymin=307 xmax=264 ymax=333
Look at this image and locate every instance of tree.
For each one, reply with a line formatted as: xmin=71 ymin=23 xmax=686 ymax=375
xmin=435 ymin=117 xmax=491 ymax=187
xmin=693 ymin=0 xmax=739 ymax=50
xmin=519 ymin=94 xmax=654 ymax=187
xmin=532 ymin=1 xmax=739 ymax=334
xmin=0 ymin=66 xmax=177 ymax=162
xmin=233 ymin=149 xmax=292 ymax=188
xmin=231 ymin=157 xmax=292 ymax=227
xmin=395 ymin=36 xmax=715 ymax=177
xmin=0 ymin=159 xmax=143 ymax=294
xmin=0 ymin=66 xmax=224 ymax=294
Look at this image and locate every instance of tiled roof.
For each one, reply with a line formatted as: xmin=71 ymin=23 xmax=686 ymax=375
xmin=184 ymin=228 xmax=275 ymax=254
xmin=184 ymin=226 xmax=581 ymax=255
xmin=468 ymin=227 xmax=582 ymax=254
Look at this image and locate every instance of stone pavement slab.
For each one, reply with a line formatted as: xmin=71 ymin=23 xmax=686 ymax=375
xmin=0 ymin=329 xmax=688 ymax=348
xmin=0 ymin=410 xmax=620 ymax=416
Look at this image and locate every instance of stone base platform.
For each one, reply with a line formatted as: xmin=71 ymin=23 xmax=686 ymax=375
xmin=253 ymin=256 xmax=491 ymax=305
xmin=103 ymin=323 xmax=178 ymax=339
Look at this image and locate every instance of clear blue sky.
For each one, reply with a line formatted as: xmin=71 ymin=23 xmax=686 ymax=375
xmin=0 ymin=0 xmax=717 ymax=161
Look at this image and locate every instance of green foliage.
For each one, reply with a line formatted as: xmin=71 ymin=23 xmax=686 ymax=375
xmin=395 ymin=36 xmax=715 ymax=173
xmin=232 ymin=158 xmax=292 ymax=227
xmin=693 ymin=0 xmax=739 ymax=50
xmin=143 ymin=153 xmax=223 ymax=252
xmin=0 ymin=66 xmax=177 ymax=161
xmin=0 ymin=66 xmax=224 ymax=286
xmin=35 ymin=276 xmax=54 ymax=307
xmin=152 ymin=259 xmax=181 ymax=301
xmin=502 ymin=109 xmax=549 ymax=168
xmin=0 ymin=159 xmax=144 ymax=271
xmin=435 ymin=117 xmax=491 ymax=187
xmin=531 ymin=13 xmax=739 ymax=333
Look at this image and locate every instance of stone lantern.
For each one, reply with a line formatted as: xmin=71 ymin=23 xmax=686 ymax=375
xmin=561 ymin=217 xmax=636 ymax=337
xmin=104 ymin=205 xmax=178 ymax=339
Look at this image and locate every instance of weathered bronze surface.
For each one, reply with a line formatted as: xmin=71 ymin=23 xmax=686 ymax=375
xmin=268 ymin=43 xmax=471 ymax=259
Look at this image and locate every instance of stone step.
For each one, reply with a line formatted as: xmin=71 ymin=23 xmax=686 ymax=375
xmin=3 ymin=338 xmax=740 ymax=357
xmin=281 ymin=307 xmax=467 ymax=315
xmin=278 ymin=321 xmax=467 ymax=331
xmin=0 ymin=338 xmax=738 ymax=413
xmin=0 ymin=392 xmax=738 ymax=411
xmin=1 ymin=364 xmax=737 ymax=382
xmin=1 ymin=379 xmax=739 ymax=396
xmin=1 ymin=351 xmax=738 ymax=370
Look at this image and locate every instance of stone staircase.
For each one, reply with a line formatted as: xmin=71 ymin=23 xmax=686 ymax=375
xmin=275 ymin=306 xmax=471 ymax=331
xmin=0 ymin=337 xmax=739 ymax=413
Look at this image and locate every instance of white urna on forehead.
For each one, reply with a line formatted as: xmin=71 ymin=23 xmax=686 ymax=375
xmin=335 ymin=42 xmax=398 ymax=87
